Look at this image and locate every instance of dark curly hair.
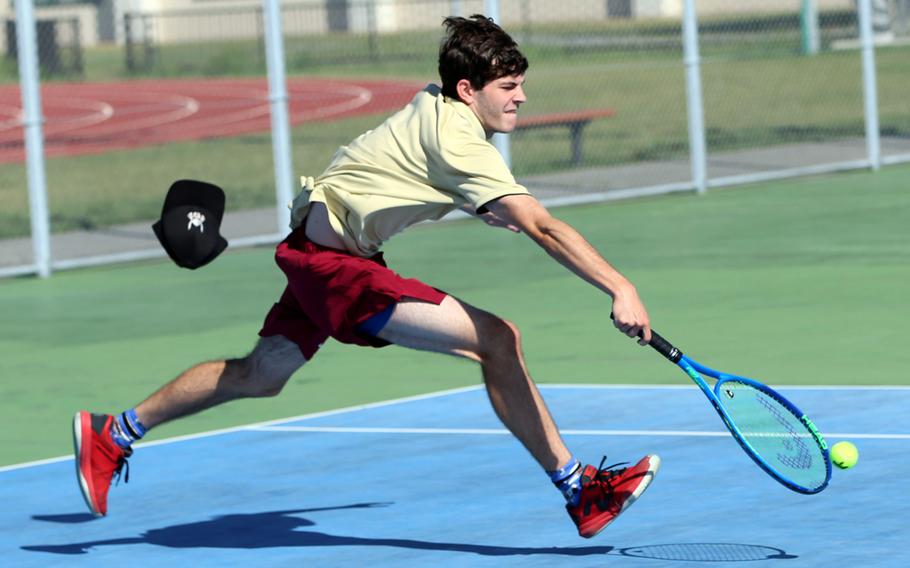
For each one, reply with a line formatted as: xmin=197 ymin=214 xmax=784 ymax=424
xmin=438 ymin=15 xmax=529 ymax=100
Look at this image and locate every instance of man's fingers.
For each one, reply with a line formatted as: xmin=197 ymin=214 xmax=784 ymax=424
xmin=638 ymin=326 xmax=652 ymax=346
xmin=614 ymin=320 xmax=651 ymax=345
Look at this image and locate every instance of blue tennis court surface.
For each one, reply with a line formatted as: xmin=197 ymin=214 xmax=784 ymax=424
xmin=3 ymin=385 xmax=907 ymax=567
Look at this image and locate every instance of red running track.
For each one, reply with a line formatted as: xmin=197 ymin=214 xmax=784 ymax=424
xmin=0 ymin=77 xmax=423 ymax=163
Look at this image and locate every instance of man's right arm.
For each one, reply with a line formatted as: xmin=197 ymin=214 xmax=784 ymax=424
xmin=484 ymin=194 xmax=651 ymax=344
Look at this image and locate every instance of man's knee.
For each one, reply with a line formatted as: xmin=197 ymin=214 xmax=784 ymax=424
xmin=229 ymin=335 xmax=305 ymax=397
xmin=478 ymin=315 xmax=522 ymax=363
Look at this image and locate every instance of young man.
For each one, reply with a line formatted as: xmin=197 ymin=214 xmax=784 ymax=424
xmin=73 ymin=15 xmax=658 ymax=538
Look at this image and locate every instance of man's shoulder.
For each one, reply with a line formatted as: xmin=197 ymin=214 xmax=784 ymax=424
xmin=408 ymin=83 xmax=443 ymax=111
xmin=411 ymin=85 xmax=472 ymax=123
xmin=390 ymin=85 xmax=483 ymax=151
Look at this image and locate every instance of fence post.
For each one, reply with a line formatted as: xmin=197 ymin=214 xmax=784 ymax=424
xmin=800 ymin=0 xmax=820 ymax=55
xmin=143 ymin=14 xmax=155 ymax=70
xmin=72 ymin=17 xmax=84 ymax=75
xmin=14 ymin=0 xmax=51 ymax=278
xmin=262 ymin=0 xmax=295 ymax=236
xmin=484 ymin=0 xmax=511 ymax=168
xmin=367 ymin=0 xmax=379 ymax=62
xmin=682 ymin=0 xmax=707 ymax=194
xmin=857 ymin=0 xmax=882 ymax=171
xmin=124 ymin=13 xmax=135 ymax=72
xmin=256 ymin=7 xmax=265 ymax=70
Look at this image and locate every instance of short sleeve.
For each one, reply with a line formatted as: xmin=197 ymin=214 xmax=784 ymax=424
xmin=429 ymin=105 xmax=529 ymax=212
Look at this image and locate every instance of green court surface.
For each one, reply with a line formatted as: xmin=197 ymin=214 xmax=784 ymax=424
xmin=1 ymin=164 xmax=908 ymax=467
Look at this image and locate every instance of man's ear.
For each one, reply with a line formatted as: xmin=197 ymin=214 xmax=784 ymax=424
xmin=455 ymin=79 xmax=476 ymax=104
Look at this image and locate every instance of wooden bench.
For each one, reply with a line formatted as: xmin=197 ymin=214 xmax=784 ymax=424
xmin=514 ymin=109 xmax=615 ymax=166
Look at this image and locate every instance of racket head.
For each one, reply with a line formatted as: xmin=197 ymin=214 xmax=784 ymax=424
xmin=681 ymin=357 xmax=831 ymax=494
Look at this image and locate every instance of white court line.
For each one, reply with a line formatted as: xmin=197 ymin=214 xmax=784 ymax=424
xmin=2 ymin=384 xmax=905 ymax=473
xmin=539 ymin=384 xmax=910 ymax=391
xmin=0 ymin=384 xmax=482 ymax=473
xmin=252 ymin=425 xmax=910 ymax=440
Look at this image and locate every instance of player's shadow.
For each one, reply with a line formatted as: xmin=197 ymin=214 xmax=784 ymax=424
xmin=23 ymin=502 xmax=613 ymax=557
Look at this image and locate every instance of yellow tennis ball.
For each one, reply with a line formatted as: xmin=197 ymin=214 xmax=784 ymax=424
xmin=831 ymin=441 xmax=858 ymax=470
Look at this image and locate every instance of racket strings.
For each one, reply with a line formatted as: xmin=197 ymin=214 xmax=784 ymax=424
xmin=755 ymin=393 xmax=814 ymax=469
xmin=719 ymin=381 xmax=827 ymax=488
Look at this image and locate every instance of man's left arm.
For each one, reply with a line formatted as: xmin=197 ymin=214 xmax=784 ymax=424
xmin=483 ymin=194 xmax=651 ymax=344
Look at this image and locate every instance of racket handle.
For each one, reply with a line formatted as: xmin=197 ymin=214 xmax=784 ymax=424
xmin=647 ymin=329 xmax=683 ymax=363
xmin=610 ymin=312 xmax=683 ymax=363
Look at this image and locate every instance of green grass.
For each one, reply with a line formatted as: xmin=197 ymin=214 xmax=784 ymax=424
xmin=1 ymin=164 xmax=909 ymax=466
xmin=1 ymin=14 xmax=908 ymax=238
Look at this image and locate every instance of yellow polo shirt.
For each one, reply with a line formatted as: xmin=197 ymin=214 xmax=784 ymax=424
xmin=289 ymin=84 xmax=529 ymax=256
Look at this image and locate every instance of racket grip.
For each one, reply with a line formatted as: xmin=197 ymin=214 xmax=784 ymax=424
xmin=647 ymin=330 xmax=682 ymax=363
xmin=610 ymin=312 xmax=682 ymax=363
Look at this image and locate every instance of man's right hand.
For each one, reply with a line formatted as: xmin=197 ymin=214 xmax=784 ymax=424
xmin=611 ymin=289 xmax=651 ymax=346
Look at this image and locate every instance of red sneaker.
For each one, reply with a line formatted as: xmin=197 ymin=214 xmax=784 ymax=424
xmin=72 ymin=412 xmax=131 ymax=517
xmin=567 ymin=454 xmax=660 ymax=538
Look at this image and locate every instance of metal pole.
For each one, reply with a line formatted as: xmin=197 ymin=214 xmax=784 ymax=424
xmin=682 ymin=0 xmax=707 ymax=194
xmin=857 ymin=0 xmax=882 ymax=170
xmin=484 ymin=0 xmax=511 ymax=167
xmin=801 ymin=0 xmax=820 ymax=55
xmin=14 ymin=0 xmax=51 ymax=277
xmin=262 ymin=0 xmax=295 ymax=235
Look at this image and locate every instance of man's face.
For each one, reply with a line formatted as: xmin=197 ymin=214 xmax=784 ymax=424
xmin=464 ymin=75 xmax=526 ymax=138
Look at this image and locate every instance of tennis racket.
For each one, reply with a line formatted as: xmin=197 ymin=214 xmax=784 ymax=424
xmin=617 ymin=318 xmax=831 ymax=494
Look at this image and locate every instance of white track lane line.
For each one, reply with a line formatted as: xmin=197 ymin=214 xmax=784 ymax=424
xmin=0 ymin=104 xmax=24 ymax=131
xmin=76 ymin=93 xmax=200 ymax=136
xmin=42 ymin=98 xmax=114 ymax=134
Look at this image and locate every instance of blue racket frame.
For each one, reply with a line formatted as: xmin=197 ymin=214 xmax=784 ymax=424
xmin=610 ymin=313 xmax=833 ymax=494
xmin=676 ymin=354 xmax=831 ymax=494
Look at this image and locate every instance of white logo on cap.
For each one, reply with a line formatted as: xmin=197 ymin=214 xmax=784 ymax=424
xmin=187 ymin=211 xmax=206 ymax=233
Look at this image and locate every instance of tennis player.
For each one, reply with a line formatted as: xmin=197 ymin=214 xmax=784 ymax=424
xmin=73 ymin=15 xmax=659 ymax=538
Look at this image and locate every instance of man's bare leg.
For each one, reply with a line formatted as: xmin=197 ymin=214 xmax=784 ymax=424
xmin=374 ymin=295 xmax=660 ymax=538
xmin=73 ymin=335 xmax=306 ymax=516
xmin=136 ymin=335 xmax=306 ymax=429
xmin=375 ymin=295 xmax=571 ymax=471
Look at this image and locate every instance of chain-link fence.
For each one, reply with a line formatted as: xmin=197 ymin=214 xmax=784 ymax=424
xmin=3 ymin=16 xmax=83 ymax=78
xmin=2 ymin=0 xmax=908 ymax=277
xmin=874 ymin=0 xmax=910 ymax=164
xmin=698 ymin=2 xmax=866 ymax=183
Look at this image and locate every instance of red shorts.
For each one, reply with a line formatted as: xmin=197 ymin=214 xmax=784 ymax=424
xmin=259 ymin=228 xmax=447 ymax=359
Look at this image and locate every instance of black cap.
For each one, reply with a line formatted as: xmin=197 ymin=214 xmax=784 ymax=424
xmin=152 ymin=180 xmax=228 ymax=269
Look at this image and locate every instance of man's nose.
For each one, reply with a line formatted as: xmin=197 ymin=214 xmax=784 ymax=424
xmin=514 ymin=86 xmax=527 ymax=104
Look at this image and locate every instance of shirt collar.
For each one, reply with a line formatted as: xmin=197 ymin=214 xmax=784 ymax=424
xmin=428 ymin=84 xmax=488 ymax=140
